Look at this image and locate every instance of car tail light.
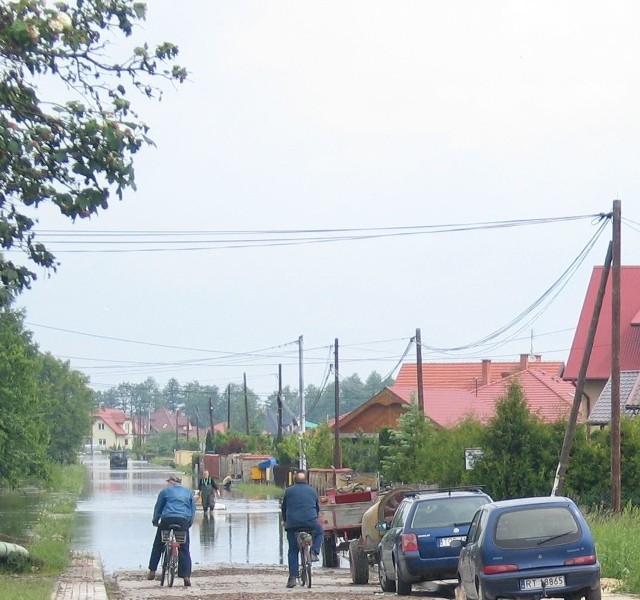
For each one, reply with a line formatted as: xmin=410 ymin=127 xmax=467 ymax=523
xmin=483 ymin=564 xmax=519 ymax=574
xmin=564 ymin=555 xmax=597 ymax=566
xmin=401 ymin=533 xmax=419 ymax=552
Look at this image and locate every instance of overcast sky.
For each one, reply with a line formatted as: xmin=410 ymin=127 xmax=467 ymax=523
xmin=14 ymin=1 xmax=640 ymax=398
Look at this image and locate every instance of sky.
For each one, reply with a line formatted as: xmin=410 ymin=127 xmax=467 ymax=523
xmin=13 ymin=1 xmax=640 ymax=399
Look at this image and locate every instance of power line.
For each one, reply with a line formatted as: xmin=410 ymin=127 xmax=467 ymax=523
xmin=27 ymin=212 xmax=607 ymax=254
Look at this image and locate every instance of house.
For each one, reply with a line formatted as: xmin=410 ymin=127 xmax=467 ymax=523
xmin=587 ymin=371 xmax=640 ymax=426
xmin=148 ymin=407 xmax=218 ymax=440
xmin=91 ymin=406 xmax=134 ymax=450
xmin=329 ymin=356 xmax=575 ymax=435
xmin=394 ymin=355 xmax=564 ymax=390
xmin=564 ymin=266 xmax=640 ymax=414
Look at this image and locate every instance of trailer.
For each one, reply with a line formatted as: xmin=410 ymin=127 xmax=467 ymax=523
xmin=318 ymin=487 xmax=379 ymax=568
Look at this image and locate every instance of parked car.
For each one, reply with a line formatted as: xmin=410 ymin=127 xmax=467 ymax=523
xmin=378 ymin=488 xmax=493 ymax=595
xmin=456 ymin=496 xmax=601 ymax=600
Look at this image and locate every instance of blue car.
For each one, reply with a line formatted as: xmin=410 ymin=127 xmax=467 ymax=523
xmin=456 ymin=496 xmax=601 ymax=600
xmin=378 ymin=489 xmax=493 ymax=595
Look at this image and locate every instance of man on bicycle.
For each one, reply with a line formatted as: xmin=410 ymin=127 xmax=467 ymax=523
xmin=281 ymin=471 xmax=324 ymax=588
xmin=147 ymin=475 xmax=196 ymax=587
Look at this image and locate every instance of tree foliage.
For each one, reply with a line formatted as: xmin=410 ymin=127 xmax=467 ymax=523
xmin=0 ymin=0 xmax=185 ymax=290
xmin=473 ymin=381 xmax=560 ymax=499
xmin=0 ymin=299 xmax=93 ymax=485
xmin=380 ymin=402 xmax=436 ymax=484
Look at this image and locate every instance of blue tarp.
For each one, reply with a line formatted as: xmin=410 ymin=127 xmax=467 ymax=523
xmin=258 ymin=456 xmax=278 ymax=469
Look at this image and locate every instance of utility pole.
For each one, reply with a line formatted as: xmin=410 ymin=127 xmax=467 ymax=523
xmin=194 ymin=406 xmax=201 ymax=449
xmin=208 ymin=396 xmax=215 ymax=445
xmin=277 ymin=364 xmax=283 ymax=443
xmin=299 ymin=335 xmax=306 ymax=470
xmin=243 ymin=373 xmax=250 ymax=435
xmin=416 ymin=328 xmax=424 ymax=413
xmin=227 ymin=385 xmax=231 ymax=431
xmin=552 ymin=242 xmax=613 ymax=496
xmin=612 ymin=199 xmax=622 ymax=513
xmin=334 ymin=338 xmax=342 ymax=469
xmin=175 ymin=408 xmax=179 ymax=451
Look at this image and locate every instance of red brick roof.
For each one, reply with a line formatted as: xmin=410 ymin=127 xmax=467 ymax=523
xmin=394 ymin=357 xmax=564 ymax=390
xmin=390 ymin=368 xmax=575 ymax=426
xmin=565 ymin=266 xmax=640 ymax=380
xmin=93 ymin=406 xmax=129 ymax=436
xmin=473 ymin=368 xmax=578 ymax=423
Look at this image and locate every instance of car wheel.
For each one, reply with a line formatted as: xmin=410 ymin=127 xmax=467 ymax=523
xmin=379 ymin=557 xmax=396 ymax=592
xmin=395 ymin=561 xmax=412 ymax=596
xmin=585 ymin=586 xmax=602 ymax=600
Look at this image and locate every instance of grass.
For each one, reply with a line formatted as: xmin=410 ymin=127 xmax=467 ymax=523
xmin=0 ymin=463 xmax=85 ymax=600
xmin=586 ymin=504 xmax=640 ymax=593
xmin=232 ymin=481 xmax=284 ymax=499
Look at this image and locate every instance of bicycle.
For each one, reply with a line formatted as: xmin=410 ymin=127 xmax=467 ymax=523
xmin=296 ymin=530 xmax=313 ymax=588
xmin=159 ymin=526 xmax=186 ymax=587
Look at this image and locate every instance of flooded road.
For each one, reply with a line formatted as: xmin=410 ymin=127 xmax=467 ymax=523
xmin=72 ymin=457 xmax=285 ymax=573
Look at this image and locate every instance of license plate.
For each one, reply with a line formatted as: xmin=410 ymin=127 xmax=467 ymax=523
xmin=437 ymin=536 xmax=466 ymax=547
xmin=520 ymin=576 xmax=565 ymax=590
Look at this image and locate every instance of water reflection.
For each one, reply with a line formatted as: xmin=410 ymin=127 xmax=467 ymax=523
xmin=0 ymin=489 xmax=47 ymax=543
xmin=73 ymin=457 xmax=285 ymax=573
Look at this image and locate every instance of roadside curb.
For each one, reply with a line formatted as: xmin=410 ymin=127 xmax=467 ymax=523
xmin=50 ymin=551 xmax=109 ymax=600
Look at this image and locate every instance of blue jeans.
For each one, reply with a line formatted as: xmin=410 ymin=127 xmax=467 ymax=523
xmin=286 ymin=522 xmax=324 ymax=577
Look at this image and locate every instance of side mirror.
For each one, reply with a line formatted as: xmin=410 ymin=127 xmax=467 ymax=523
xmin=450 ymin=539 xmax=465 ymax=548
xmin=376 ymin=521 xmax=389 ymax=532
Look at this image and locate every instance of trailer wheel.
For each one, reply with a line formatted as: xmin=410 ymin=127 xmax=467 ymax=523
xmin=349 ymin=539 xmax=369 ymax=584
xmin=322 ymin=534 xmax=339 ymax=568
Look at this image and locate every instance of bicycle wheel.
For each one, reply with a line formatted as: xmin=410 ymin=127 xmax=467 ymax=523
xmin=168 ymin=548 xmax=178 ymax=587
xmin=304 ymin=547 xmax=312 ymax=588
xmin=160 ymin=546 xmax=169 ymax=586
xmin=299 ymin=548 xmax=308 ymax=587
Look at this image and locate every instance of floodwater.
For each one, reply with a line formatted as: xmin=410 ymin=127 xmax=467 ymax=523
xmin=72 ymin=457 xmax=285 ymax=573
xmin=0 ymin=488 xmax=47 ymax=546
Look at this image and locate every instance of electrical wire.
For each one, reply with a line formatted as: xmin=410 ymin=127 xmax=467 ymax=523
xmin=421 ymin=217 xmax=609 ymax=353
xmin=28 ymin=213 xmax=607 ymax=254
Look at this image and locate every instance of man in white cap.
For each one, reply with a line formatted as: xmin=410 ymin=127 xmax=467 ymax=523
xmin=147 ymin=475 xmax=196 ymax=587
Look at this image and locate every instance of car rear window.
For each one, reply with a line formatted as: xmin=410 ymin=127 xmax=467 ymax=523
xmin=494 ymin=506 xmax=581 ymax=549
xmin=410 ymin=496 xmax=489 ymax=529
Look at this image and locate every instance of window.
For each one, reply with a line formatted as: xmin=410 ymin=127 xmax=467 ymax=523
xmin=391 ymin=500 xmax=410 ymax=528
xmin=124 ymin=438 xmax=129 ymax=446
xmin=98 ymin=438 xmax=107 ymax=446
xmin=494 ymin=507 xmax=581 ymax=549
xmin=98 ymin=423 xmax=105 ymax=430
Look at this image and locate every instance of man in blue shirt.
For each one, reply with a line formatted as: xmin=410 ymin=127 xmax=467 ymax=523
xmin=147 ymin=475 xmax=196 ymax=587
xmin=281 ymin=471 xmax=324 ymax=588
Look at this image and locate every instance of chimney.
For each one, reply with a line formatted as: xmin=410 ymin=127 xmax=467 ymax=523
xmin=481 ymin=359 xmax=491 ymax=386
xmin=520 ymin=354 xmax=529 ymax=371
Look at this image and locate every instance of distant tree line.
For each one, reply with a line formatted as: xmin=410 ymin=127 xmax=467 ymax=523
xmin=93 ymin=370 xmax=396 ymax=437
xmin=0 ymin=295 xmax=93 ymax=487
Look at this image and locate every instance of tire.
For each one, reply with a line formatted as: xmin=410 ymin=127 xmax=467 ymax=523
xmin=395 ymin=560 xmax=412 ymax=596
xmin=322 ymin=534 xmax=339 ymax=568
xmin=168 ymin=552 xmax=177 ymax=587
xmin=586 ymin=586 xmax=602 ymax=600
xmin=160 ymin=547 xmax=169 ymax=586
xmin=379 ymin=557 xmax=396 ymax=593
xmin=305 ymin=563 xmax=312 ymax=588
xmin=299 ymin=549 xmax=309 ymax=587
xmin=349 ymin=539 xmax=369 ymax=584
